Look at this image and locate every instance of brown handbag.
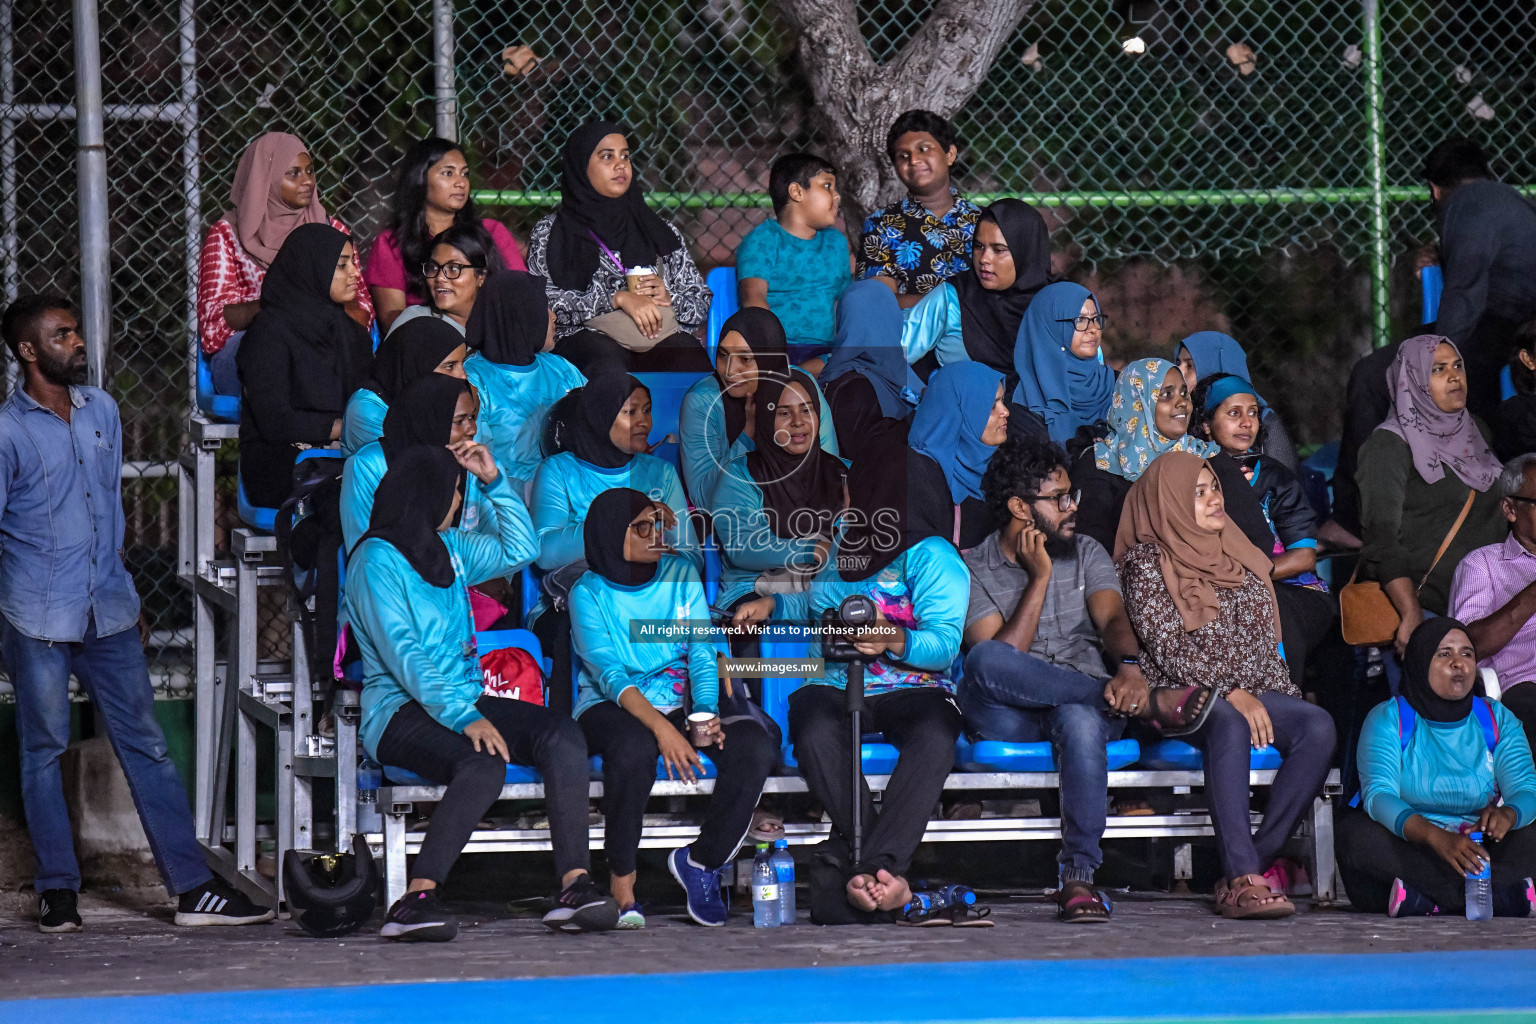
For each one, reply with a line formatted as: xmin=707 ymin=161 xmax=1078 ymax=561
xmin=1339 ymin=488 xmax=1476 ymax=646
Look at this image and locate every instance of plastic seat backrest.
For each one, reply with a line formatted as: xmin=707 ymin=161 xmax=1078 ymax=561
xmin=634 ymin=371 xmax=707 ymax=449
xmin=705 ymin=266 xmax=738 ymax=363
xmin=237 ymin=448 xmax=342 ymax=532
xmin=195 ymin=340 xmax=242 ymax=423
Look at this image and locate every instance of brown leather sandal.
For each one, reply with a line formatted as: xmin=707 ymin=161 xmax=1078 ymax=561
xmin=1216 ymin=873 xmax=1295 ymax=919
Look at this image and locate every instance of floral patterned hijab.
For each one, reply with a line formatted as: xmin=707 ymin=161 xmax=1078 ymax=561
xmin=1093 ymin=358 xmax=1218 ymax=481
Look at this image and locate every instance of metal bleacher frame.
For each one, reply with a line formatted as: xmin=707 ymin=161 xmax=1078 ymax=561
xmin=187 ymin=296 xmax=1345 ymax=914
xmin=180 ymin=404 xmax=352 ymax=911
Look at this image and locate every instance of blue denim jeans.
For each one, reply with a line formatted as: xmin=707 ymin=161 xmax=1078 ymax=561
xmin=209 ymin=331 xmax=244 ymax=396
xmin=4 ymin=613 xmax=210 ymax=896
xmin=959 ymin=640 xmax=1122 ymax=882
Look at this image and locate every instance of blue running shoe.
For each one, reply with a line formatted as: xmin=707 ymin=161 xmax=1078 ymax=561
xmin=667 ymin=847 xmax=728 ymax=927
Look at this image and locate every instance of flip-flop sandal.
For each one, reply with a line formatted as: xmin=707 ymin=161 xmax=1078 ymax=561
xmin=897 ymin=896 xmax=954 ymax=927
xmin=1148 ymin=684 xmax=1217 ymax=737
xmin=1217 ymin=873 xmax=1295 ymax=920
xmin=1055 ymin=883 xmax=1112 ymax=924
xmin=747 ymin=809 xmax=785 ymax=843
xmin=949 ymin=903 xmax=994 ymax=928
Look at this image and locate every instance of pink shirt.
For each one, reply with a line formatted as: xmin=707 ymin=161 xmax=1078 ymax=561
xmin=1450 ymin=532 xmax=1536 ymax=689
xmin=363 ymin=218 xmax=526 ymax=305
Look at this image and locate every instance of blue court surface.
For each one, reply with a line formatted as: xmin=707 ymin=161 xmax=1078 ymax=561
xmin=9 ymin=949 xmax=1536 ymax=1024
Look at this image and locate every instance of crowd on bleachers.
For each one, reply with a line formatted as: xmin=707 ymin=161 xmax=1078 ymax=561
xmin=4 ymin=110 xmax=1536 ymax=939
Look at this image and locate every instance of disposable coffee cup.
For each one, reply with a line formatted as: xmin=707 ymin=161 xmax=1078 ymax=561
xmin=687 ymin=711 xmax=718 ymax=747
xmin=625 ymin=265 xmax=656 ymax=291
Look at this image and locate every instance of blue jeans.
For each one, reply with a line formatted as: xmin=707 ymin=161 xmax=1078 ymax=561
xmin=4 ymin=614 xmax=210 ymax=896
xmin=959 ymin=640 xmax=1122 ymax=882
xmin=209 ymin=331 xmax=243 ymax=396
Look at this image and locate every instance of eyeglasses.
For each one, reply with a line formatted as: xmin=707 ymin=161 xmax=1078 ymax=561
xmin=630 ymin=514 xmax=666 ymax=538
xmin=422 ymin=260 xmax=481 ymax=280
xmin=1058 ymin=314 xmax=1107 ymax=331
xmin=1506 ymin=495 xmax=1536 ymax=507
xmin=1022 ymin=489 xmax=1081 ymax=512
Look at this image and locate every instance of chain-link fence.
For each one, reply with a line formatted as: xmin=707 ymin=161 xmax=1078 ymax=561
xmin=1 ymin=0 xmax=1531 ymax=696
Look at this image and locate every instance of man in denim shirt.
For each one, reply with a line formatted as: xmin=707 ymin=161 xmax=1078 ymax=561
xmin=0 ymin=296 xmax=272 ymax=932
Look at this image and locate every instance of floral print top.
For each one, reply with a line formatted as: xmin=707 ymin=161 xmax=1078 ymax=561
xmin=856 ymin=189 xmax=982 ymax=296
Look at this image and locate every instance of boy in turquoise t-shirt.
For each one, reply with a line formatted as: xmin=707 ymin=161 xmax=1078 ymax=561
xmin=736 ymin=152 xmax=852 ymax=370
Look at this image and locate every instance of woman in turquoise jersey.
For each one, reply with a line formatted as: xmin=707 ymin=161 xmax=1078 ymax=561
xmin=571 ymin=487 xmax=778 ymax=929
xmin=348 ymin=445 xmax=616 ymax=941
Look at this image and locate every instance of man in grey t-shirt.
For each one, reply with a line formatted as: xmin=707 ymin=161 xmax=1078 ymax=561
xmin=959 ymin=436 xmax=1151 ymax=923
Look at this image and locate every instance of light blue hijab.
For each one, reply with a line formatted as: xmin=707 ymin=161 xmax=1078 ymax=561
xmin=909 ymin=362 xmax=1004 ymax=504
xmin=1012 ymin=281 xmax=1114 ymax=444
xmin=1178 ymin=331 xmax=1269 ymax=412
xmin=820 ymin=278 xmax=923 ymax=420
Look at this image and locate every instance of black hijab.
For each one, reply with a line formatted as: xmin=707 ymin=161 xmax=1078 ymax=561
xmin=746 ymin=368 xmax=846 ymax=539
xmin=715 ymin=307 xmax=791 ymax=445
xmin=566 ymin=371 xmax=647 ymax=469
xmin=583 ymin=487 xmax=660 ymax=586
xmin=953 ymin=199 xmax=1051 ymax=373
xmin=357 ymin=445 xmax=463 ymax=588
xmin=362 ymin=317 xmax=465 ymax=402
xmin=379 ymin=374 xmax=472 ymax=462
xmin=837 ymin=420 xmax=943 ymax=582
xmin=544 ymin=121 xmax=682 ymax=291
xmin=1402 ymin=617 xmax=1479 ymax=723
xmin=249 ymin=222 xmax=372 ymax=398
xmin=465 ymin=270 xmax=550 ymax=366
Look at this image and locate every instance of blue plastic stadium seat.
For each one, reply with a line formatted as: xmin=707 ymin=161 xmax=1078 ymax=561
xmin=1137 ymin=738 xmax=1283 ymax=772
xmin=476 ymin=628 xmax=553 ymax=676
xmin=1420 ymin=264 xmax=1441 ymax=325
xmin=1299 ymin=440 xmax=1339 ymax=519
xmin=588 ymin=752 xmax=719 ymax=781
xmin=705 ymin=266 xmax=739 ymax=362
xmin=955 ymin=738 xmax=1142 ymax=772
xmin=195 ymin=342 xmax=242 ymax=423
xmin=634 ymin=371 xmax=707 ymax=446
xmin=701 ymin=537 xmax=723 ymax=605
xmin=236 ymin=449 xmax=342 ymax=531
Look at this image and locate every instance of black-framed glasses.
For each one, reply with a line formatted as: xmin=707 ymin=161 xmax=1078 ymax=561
xmin=630 ymin=514 xmax=666 ymax=538
xmin=1023 ymin=489 xmax=1081 ymax=512
xmin=1507 ymin=495 xmax=1536 ymax=507
xmin=1057 ymin=313 xmax=1107 ymax=331
xmin=422 ymin=259 xmax=481 ymax=280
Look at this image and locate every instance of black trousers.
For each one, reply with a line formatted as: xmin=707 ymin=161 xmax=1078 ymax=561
xmin=552 ymin=328 xmax=712 ymax=376
xmin=1184 ymin=692 xmax=1336 ymax=879
xmin=375 ymin=696 xmax=591 ymax=885
xmin=1274 ymin=584 xmax=1339 ymax=690
xmin=1336 ymin=809 xmax=1536 ymax=913
xmin=532 ymin=607 xmax=574 ymax=717
xmin=789 ymin=684 xmax=963 ymax=877
xmin=578 ymin=700 xmax=778 ymax=876
xmin=1500 ymin=683 xmax=1536 ymax=753
xmin=1461 ymin=313 xmax=1525 ymax=422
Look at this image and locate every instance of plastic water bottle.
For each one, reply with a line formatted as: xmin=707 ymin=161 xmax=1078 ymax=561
xmin=771 ymin=838 xmax=796 ymax=925
xmin=357 ymin=757 xmax=383 ymax=834
xmin=936 ymin=883 xmax=977 ymax=909
xmin=1466 ymin=831 xmax=1493 ymax=921
xmin=752 ymin=843 xmax=780 ymax=927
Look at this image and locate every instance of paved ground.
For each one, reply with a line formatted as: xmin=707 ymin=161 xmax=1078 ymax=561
xmin=4 ymin=883 xmax=1535 ymax=1001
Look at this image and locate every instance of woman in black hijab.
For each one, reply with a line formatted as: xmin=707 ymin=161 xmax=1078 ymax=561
xmin=237 ymin=222 xmax=373 ymax=506
xmin=526 ymin=121 xmax=712 ymax=374
xmin=465 ymin=269 xmax=552 ymax=367
xmin=341 ymin=373 xmax=479 ymax=551
xmin=529 ymin=370 xmax=701 ymax=712
xmin=342 ymin=315 xmax=469 ymax=455
xmin=953 ymin=199 xmax=1051 ymax=376
xmin=351 ymin=445 xmax=617 ymax=940
xmin=1337 ymin=617 xmax=1536 ymax=917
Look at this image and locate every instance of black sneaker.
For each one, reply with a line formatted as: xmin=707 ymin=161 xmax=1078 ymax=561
xmin=174 ymin=878 xmax=277 ymax=926
xmin=380 ymin=888 xmax=458 ymax=942
xmin=543 ymin=872 xmax=620 ymax=933
xmin=38 ymin=888 xmax=82 ymax=933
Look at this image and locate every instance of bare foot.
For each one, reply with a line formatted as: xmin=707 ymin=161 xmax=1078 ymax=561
xmin=845 ymin=873 xmax=879 ymax=911
xmin=873 ymin=869 xmax=912 ymax=913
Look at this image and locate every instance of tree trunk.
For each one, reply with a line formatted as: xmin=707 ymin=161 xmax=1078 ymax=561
xmin=777 ymin=0 xmax=1038 ymax=231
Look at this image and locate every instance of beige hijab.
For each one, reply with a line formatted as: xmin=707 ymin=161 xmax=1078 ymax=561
xmin=1114 ymin=450 xmax=1280 ymax=635
xmin=222 ymin=132 xmax=328 ymax=268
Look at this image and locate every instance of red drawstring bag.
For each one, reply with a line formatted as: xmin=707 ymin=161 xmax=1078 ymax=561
xmin=480 ymin=646 xmax=545 ymax=706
